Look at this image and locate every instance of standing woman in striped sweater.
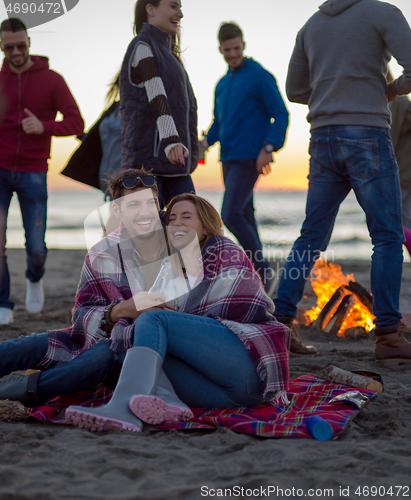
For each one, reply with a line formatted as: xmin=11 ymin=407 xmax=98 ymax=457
xmin=120 ymin=0 xmax=199 ymax=208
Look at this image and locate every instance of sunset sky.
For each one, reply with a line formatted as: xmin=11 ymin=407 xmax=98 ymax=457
xmin=1 ymin=0 xmax=411 ymax=192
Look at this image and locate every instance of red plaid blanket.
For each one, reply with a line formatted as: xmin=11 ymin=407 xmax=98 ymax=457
xmin=27 ymin=375 xmax=377 ymax=439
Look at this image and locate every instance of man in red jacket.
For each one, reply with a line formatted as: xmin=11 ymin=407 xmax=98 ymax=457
xmin=0 ymin=18 xmax=84 ymax=324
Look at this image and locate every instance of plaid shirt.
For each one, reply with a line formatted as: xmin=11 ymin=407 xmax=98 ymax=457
xmin=41 ymin=225 xmax=145 ymax=368
xmin=41 ymin=232 xmax=289 ymax=395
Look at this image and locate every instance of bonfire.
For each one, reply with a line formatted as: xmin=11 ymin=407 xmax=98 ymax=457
xmin=305 ymin=260 xmax=375 ymax=337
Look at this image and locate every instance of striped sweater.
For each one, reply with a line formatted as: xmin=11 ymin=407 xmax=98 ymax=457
xmin=130 ymin=43 xmax=187 ymax=160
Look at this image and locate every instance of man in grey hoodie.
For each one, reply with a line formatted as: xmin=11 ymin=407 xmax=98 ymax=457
xmin=274 ymin=0 xmax=411 ymax=365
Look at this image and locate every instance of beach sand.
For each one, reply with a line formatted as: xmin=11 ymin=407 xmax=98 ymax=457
xmin=0 ymin=248 xmax=411 ymax=500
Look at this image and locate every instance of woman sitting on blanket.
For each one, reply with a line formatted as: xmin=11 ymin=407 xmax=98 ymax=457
xmin=66 ymin=193 xmax=290 ymax=432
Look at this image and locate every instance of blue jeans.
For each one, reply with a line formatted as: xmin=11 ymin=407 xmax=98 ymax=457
xmin=156 ymin=175 xmax=195 ymax=209
xmin=221 ymin=159 xmax=270 ymax=285
xmin=274 ymin=126 xmax=404 ymax=328
xmin=132 ymin=310 xmax=267 ymax=408
xmin=0 ymin=169 xmax=48 ymax=309
xmin=0 ymin=333 xmax=120 ymax=403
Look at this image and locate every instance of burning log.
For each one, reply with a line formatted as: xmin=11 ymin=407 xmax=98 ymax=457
xmin=306 ymin=260 xmax=376 ymax=335
xmin=344 ymin=326 xmax=368 ymax=340
xmin=323 ymin=294 xmax=356 ymax=336
xmin=312 ymin=286 xmax=345 ymax=330
xmin=344 ymin=280 xmax=373 ymax=315
xmin=321 ymin=365 xmax=383 ymax=393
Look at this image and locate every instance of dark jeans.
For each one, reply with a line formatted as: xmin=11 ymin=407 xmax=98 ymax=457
xmin=221 ymin=159 xmax=270 ymax=283
xmin=274 ymin=126 xmax=404 ymax=328
xmin=156 ymin=175 xmax=195 ymax=209
xmin=0 ymin=168 xmax=48 ymax=309
xmin=0 ymin=333 xmax=120 ymax=403
xmin=132 ymin=310 xmax=268 ymax=408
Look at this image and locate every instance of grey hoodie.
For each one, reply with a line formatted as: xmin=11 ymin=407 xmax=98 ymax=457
xmin=286 ymin=0 xmax=411 ymax=129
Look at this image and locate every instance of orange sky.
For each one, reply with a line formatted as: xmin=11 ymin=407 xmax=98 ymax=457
xmin=48 ymin=136 xmax=310 ymax=193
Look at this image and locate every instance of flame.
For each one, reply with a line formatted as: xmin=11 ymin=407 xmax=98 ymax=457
xmin=305 ymin=259 xmax=375 ymax=336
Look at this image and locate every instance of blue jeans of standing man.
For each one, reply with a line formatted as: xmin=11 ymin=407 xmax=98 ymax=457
xmin=221 ymin=159 xmax=270 ymax=284
xmin=0 ymin=168 xmax=48 ymax=310
xmin=274 ymin=126 xmax=404 ymax=328
xmin=132 ymin=310 xmax=269 ymax=408
xmin=0 ymin=332 xmax=120 ymax=403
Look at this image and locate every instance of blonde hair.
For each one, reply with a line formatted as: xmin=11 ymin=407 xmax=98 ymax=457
xmin=164 ymin=194 xmax=224 ymax=250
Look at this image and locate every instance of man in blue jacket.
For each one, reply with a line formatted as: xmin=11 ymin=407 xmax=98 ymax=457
xmin=201 ymin=22 xmax=289 ymax=298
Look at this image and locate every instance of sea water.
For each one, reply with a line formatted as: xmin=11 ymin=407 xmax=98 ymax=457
xmin=6 ymin=189 xmax=410 ymax=262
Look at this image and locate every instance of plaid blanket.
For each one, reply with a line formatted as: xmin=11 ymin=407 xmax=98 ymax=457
xmin=177 ymin=236 xmax=290 ymax=396
xmin=41 ymin=233 xmax=290 ymax=396
xmin=40 ymin=225 xmax=136 ymax=369
xmin=27 ymin=375 xmax=377 ymax=439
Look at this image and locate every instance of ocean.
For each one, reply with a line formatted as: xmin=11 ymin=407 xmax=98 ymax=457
xmin=7 ymin=189 xmax=410 ymax=262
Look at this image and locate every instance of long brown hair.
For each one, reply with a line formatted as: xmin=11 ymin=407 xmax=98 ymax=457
xmin=105 ymin=70 xmax=120 ymax=108
xmin=164 ymin=194 xmax=224 ymax=251
xmin=133 ymin=0 xmax=182 ymax=63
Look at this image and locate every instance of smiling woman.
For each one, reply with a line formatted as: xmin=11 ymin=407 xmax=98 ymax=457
xmin=165 ymin=193 xmax=223 ymax=251
xmin=144 ymin=0 xmax=183 ymax=37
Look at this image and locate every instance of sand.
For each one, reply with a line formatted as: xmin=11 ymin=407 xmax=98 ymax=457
xmin=0 ymin=248 xmax=411 ymax=500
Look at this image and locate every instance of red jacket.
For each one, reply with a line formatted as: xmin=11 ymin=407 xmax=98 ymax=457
xmin=0 ymin=55 xmax=84 ymax=172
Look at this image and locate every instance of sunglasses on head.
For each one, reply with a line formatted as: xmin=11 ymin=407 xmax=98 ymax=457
xmin=2 ymin=42 xmax=29 ymax=55
xmin=119 ymin=175 xmax=156 ymax=190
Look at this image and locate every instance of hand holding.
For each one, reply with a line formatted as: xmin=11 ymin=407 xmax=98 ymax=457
xmin=256 ymin=148 xmax=274 ymax=175
xmin=109 ymin=292 xmax=167 ymax=322
xmin=22 ymin=108 xmax=44 ymax=135
xmin=198 ymin=137 xmax=209 ymax=151
xmin=135 ymin=291 xmax=168 ymax=311
xmin=168 ymin=144 xmax=188 ymax=165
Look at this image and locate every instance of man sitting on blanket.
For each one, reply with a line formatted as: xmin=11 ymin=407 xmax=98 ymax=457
xmin=0 ymin=168 xmax=182 ymax=407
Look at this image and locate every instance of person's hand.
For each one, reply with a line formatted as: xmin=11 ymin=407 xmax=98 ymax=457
xmin=168 ymin=144 xmax=188 ymax=165
xmin=256 ymin=148 xmax=274 ymax=175
xmin=22 ymin=108 xmax=45 ymax=135
xmin=198 ymin=137 xmax=209 ymax=151
xmin=163 ymin=302 xmax=177 ymax=312
xmin=387 ymin=82 xmax=397 ymax=103
xmin=109 ymin=292 xmax=167 ymax=322
xmin=135 ymin=291 xmax=168 ymax=311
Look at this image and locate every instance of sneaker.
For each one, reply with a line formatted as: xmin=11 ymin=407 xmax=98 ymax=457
xmin=0 ymin=307 xmax=14 ymax=325
xmin=263 ymin=267 xmax=278 ymax=298
xmin=25 ymin=279 xmax=44 ymax=314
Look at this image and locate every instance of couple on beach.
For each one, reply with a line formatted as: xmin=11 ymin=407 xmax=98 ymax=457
xmin=0 ymin=170 xmax=290 ymax=432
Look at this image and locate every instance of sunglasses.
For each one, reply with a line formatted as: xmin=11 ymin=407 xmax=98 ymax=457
xmin=2 ymin=42 xmax=29 ymax=55
xmin=119 ymin=175 xmax=157 ymax=189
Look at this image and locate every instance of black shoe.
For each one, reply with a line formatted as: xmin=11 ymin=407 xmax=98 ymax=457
xmin=0 ymin=372 xmax=42 ymax=407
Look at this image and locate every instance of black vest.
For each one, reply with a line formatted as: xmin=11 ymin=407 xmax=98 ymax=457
xmin=120 ymin=24 xmax=198 ymax=177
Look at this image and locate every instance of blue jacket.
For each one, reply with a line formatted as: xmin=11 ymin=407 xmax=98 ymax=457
xmin=206 ymin=58 xmax=289 ymax=162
